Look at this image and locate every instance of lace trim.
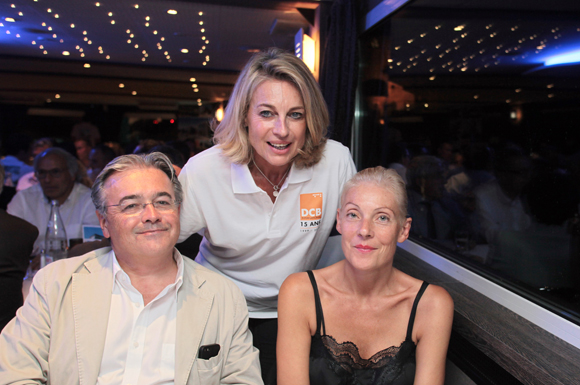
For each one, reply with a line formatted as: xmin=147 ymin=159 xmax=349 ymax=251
xmin=321 ymin=334 xmax=403 ymax=371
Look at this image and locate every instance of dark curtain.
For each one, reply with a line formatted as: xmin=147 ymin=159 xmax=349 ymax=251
xmin=319 ymin=0 xmax=359 ymax=147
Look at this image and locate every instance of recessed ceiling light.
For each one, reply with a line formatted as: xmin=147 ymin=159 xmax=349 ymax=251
xmin=167 ymin=9 xmax=177 ymax=15
xmin=84 ymin=63 xmax=91 ymax=68
xmin=132 ymin=91 xmax=137 ymax=95
xmin=190 ymin=78 xmax=196 ymax=82
xmin=55 ymin=94 xmax=61 ymax=99
xmin=199 ymin=12 xmax=203 ymax=16
xmin=134 ymin=4 xmax=139 ymax=9
xmin=95 ymin=2 xmax=100 ymax=6
xmin=119 ymin=83 xmax=125 ymax=88
xmin=62 ymin=51 xmax=70 ymax=56
xmin=181 ymin=48 xmax=189 ymax=53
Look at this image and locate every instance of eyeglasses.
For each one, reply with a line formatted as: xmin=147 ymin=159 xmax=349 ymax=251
xmin=105 ymin=198 xmax=178 ymax=215
xmin=36 ymin=168 xmax=66 ymax=179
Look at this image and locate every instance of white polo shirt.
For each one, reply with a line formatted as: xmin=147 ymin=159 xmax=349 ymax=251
xmin=178 ymin=140 xmax=356 ymax=318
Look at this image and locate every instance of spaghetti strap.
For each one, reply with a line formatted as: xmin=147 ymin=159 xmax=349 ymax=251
xmin=306 ymin=270 xmax=326 ymax=336
xmin=405 ymin=281 xmax=430 ymax=341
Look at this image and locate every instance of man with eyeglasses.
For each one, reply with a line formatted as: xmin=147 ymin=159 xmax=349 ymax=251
xmin=7 ymin=147 xmax=99 ymax=256
xmin=0 ymin=152 xmax=263 ymax=385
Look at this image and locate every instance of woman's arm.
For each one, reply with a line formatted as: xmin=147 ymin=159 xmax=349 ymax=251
xmin=277 ymin=272 xmax=315 ymax=385
xmin=413 ymin=285 xmax=454 ymax=385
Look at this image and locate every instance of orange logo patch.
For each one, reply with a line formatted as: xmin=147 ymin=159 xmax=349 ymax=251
xmin=300 ymin=193 xmax=323 ymax=231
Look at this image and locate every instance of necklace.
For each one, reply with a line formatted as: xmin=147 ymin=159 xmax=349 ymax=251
xmin=252 ymin=160 xmax=291 ymax=197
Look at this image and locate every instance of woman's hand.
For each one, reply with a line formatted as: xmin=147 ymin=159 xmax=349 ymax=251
xmin=276 ymin=272 xmax=315 ymax=385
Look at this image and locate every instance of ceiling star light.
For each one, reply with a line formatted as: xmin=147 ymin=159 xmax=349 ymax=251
xmin=167 ymin=9 xmax=177 ymax=15
xmin=5 ymin=17 xmax=15 ymax=22
xmin=132 ymin=91 xmax=137 ymax=95
xmin=199 ymin=11 xmax=203 ymax=16
xmin=134 ymin=4 xmax=139 ymax=9
xmin=47 ymin=8 xmax=52 ymax=13
xmin=84 ymin=63 xmax=90 ymax=68
xmin=55 ymin=94 xmax=61 ymax=98
xmin=70 ymin=24 xmax=75 ymax=28
xmin=181 ymin=48 xmax=189 ymax=53
xmin=190 ymin=78 xmax=196 ymax=82
xmin=95 ymin=2 xmax=100 ymax=6
xmin=119 ymin=83 xmax=125 ymax=88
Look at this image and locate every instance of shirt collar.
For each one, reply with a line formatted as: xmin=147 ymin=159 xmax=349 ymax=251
xmin=230 ymin=161 xmax=313 ymax=194
xmin=42 ymin=182 xmax=78 ymax=205
xmin=111 ymin=248 xmax=184 ymax=292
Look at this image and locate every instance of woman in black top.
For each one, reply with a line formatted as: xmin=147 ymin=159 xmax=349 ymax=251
xmin=277 ymin=166 xmax=454 ymax=385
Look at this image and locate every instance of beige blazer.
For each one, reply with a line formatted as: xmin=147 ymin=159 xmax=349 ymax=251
xmin=0 ymin=247 xmax=263 ymax=385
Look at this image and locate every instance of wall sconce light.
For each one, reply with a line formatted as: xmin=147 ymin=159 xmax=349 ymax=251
xmin=295 ymin=28 xmax=315 ymax=73
xmin=215 ymin=103 xmax=224 ymax=122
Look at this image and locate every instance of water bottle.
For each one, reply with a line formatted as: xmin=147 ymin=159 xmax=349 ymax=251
xmin=42 ymin=200 xmax=68 ymax=268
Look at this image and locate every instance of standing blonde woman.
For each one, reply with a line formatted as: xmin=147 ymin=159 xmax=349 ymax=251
xmin=277 ymin=167 xmax=454 ymax=384
xmin=177 ymin=48 xmax=356 ymax=380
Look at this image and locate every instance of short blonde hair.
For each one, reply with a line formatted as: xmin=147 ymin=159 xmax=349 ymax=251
xmin=213 ymin=48 xmax=328 ymax=168
xmin=341 ymin=166 xmax=408 ymax=226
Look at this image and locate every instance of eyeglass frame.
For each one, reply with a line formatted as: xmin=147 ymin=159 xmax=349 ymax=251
xmin=104 ymin=196 xmax=179 ymax=215
xmin=35 ymin=168 xmax=67 ymax=179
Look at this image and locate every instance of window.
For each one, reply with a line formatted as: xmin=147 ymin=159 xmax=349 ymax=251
xmin=356 ymin=0 xmax=580 ymax=325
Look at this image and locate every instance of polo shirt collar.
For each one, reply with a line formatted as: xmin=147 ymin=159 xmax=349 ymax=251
xmin=231 ymin=161 xmax=313 ymax=194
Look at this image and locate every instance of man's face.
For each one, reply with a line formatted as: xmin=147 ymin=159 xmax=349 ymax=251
xmin=36 ymin=154 xmax=75 ymax=204
xmin=75 ymin=140 xmax=91 ymax=162
xmin=98 ymin=168 xmax=180 ymax=261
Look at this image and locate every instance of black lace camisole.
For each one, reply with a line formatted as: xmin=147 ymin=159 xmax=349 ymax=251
xmin=307 ymin=271 xmax=429 ymax=385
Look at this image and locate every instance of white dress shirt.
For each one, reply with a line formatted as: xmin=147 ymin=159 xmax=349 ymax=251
xmin=6 ymin=183 xmax=100 ymax=255
xmin=96 ymin=250 xmax=184 ymax=385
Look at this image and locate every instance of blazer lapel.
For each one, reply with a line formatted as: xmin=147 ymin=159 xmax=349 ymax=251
xmin=72 ymin=249 xmax=114 ymax=385
xmin=175 ymin=263 xmax=214 ymax=385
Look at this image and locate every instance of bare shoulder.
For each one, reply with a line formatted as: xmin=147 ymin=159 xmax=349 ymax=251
xmin=414 ymin=284 xmax=454 ymax=341
xmin=279 ymin=271 xmax=315 ymax=302
xmin=419 ymin=284 xmax=454 ymax=315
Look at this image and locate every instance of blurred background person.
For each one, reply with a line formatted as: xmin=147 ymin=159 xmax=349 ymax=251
xmin=7 ymin=148 xmax=99 ymax=257
xmin=406 ymin=155 xmax=466 ymax=241
xmin=0 ymin=164 xmax=38 ymax=331
xmin=16 ymin=137 xmax=54 ymax=192
xmin=74 ymin=137 xmax=93 ymax=169
xmin=87 ymin=144 xmax=117 ymax=183
xmin=1 ymin=133 xmax=34 ymax=187
xmin=491 ymin=170 xmax=579 ymax=289
xmin=474 ymin=144 xmax=532 ymax=259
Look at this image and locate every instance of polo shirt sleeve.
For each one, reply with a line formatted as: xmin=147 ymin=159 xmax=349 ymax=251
xmin=336 ymin=144 xmax=357 ymax=208
xmin=178 ymin=159 xmax=207 ymax=243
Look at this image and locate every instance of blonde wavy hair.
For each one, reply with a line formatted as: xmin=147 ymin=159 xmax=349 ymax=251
xmin=213 ymin=48 xmax=328 ymax=168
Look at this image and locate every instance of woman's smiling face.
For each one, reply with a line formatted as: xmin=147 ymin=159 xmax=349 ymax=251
xmin=337 ymin=182 xmax=412 ymax=271
xmin=245 ymin=79 xmax=306 ymax=171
